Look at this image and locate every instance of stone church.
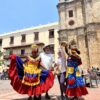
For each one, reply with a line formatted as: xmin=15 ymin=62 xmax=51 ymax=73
xmin=57 ymin=0 xmax=100 ymax=68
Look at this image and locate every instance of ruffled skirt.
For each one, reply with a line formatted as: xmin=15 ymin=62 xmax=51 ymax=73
xmin=8 ymin=54 xmax=54 ymax=96
xmin=65 ymin=63 xmax=88 ymax=96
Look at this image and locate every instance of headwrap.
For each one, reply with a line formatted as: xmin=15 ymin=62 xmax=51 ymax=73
xmin=31 ymin=44 xmax=38 ymax=49
xmin=71 ymin=48 xmax=80 ymax=55
xmin=60 ymin=41 xmax=68 ymax=47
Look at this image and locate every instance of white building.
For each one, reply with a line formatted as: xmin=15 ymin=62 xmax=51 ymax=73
xmin=0 ymin=22 xmax=59 ymax=61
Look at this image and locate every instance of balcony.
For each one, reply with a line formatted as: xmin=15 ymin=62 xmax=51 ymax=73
xmin=3 ymin=53 xmax=30 ymax=60
xmin=3 ymin=44 xmax=31 ymax=50
xmin=18 ymin=53 xmax=31 ymax=59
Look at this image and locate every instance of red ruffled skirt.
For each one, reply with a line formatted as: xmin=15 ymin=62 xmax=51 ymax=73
xmin=8 ymin=54 xmax=54 ymax=96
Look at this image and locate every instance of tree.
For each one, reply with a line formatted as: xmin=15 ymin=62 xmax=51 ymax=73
xmin=0 ymin=50 xmax=3 ymax=66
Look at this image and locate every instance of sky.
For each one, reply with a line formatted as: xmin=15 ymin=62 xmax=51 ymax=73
xmin=0 ymin=0 xmax=58 ymax=34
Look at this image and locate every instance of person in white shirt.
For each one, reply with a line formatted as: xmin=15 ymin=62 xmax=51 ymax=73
xmin=40 ymin=53 xmax=53 ymax=70
xmin=56 ymin=42 xmax=69 ymax=100
xmin=40 ymin=45 xmax=54 ymax=99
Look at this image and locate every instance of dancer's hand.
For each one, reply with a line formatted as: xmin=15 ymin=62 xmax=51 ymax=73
xmin=40 ymin=62 xmax=48 ymax=70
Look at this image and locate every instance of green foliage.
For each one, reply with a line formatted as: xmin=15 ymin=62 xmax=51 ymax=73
xmin=0 ymin=50 xmax=3 ymax=57
xmin=0 ymin=50 xmax=5 ymax=66
xmin=0 ymin=61 xmax=2 ymax=66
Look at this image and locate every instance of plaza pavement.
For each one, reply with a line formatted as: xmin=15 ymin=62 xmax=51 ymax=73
xmin=0 ymin=79 xmax=100 ymax=100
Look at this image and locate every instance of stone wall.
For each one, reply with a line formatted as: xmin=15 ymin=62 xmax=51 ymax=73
xmin=86 ymin=23 xmax=100 ymax=67
xmin=57 ymin=0 xmax=100 ymax=68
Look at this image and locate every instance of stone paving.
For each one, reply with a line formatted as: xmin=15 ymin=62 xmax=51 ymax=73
xmin=0 ymin=80 xmax=100 ymax=100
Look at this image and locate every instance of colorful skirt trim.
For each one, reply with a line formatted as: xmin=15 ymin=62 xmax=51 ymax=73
xmin=66 ymin=86 xmax=88 ymax=96
xmin=8 ymin=54 xmax=54 ymax=96
xmin=65 ymin=59 xmax=88 ymax=96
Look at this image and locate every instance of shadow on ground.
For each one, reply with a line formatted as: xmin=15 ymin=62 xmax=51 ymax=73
xmin=12 ymin=95 xmax=60 ymax=100
xmin=12 ymin=95 xmax=85 ymax=100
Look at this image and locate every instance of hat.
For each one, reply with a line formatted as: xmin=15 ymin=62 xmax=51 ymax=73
xmin=60 ymin=41 xmax=68 ymax=46
xmin=43 ymin=44 xmax=52 ymax=49
xmin=31 ymin=44 xmax=38 ymax=49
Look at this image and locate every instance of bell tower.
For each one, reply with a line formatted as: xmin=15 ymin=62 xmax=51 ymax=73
xmin=57 ymin=0 xmax=100 ymax=68
xmin=57 ymin=0 xmax=85 ymax=46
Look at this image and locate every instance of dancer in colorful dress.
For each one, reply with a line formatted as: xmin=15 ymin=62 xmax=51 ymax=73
xmin=65 ymin=45 xmax=88 ymax=100
xmin=8 ymin=44 xmax=54 ymax=100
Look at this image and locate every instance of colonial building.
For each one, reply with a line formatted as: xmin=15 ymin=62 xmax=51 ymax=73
xmin=57 ymin=0 xmax=100 ymax=68
xmin=0 ymin=0 xmax=100 ymax=69
xmin=0 ymin=22 xmax=59 ymax=61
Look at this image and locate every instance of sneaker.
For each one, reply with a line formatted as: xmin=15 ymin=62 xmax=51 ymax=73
xmin=28 ymin=96 xmax=32 ymax=100
xmin=61 ymin=95 xmax=65 ymax=100
xmin=45 ymin=93 xmax=51 ymax=99
xmin=34 ymin=95 xmax=41 ymax=100
xmin=38 ymin=95 xmax=41 ymax=100
xmin=34 ymin=96 xmax=38 ymax=100
xmin=65 ymin=95 xmax=69 ymax=100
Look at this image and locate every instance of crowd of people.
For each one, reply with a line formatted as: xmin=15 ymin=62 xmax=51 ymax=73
xmin=0 ymin=69 xmax=8 ymax=80
xmin=8 ymin=41 xmax=88 ymax=100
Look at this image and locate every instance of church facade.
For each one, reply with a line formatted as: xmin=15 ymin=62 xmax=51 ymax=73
xmin=57 ymin=0 xmax=100 ymax=68
xmin=0 ymin=0 xmax=100 ymax=69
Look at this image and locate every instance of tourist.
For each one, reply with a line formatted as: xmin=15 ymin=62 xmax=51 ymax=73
xmin=56 ymin=47 xmax=68 ymax=100
xmin=40 ymin=44 xmax=54 ymax=99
